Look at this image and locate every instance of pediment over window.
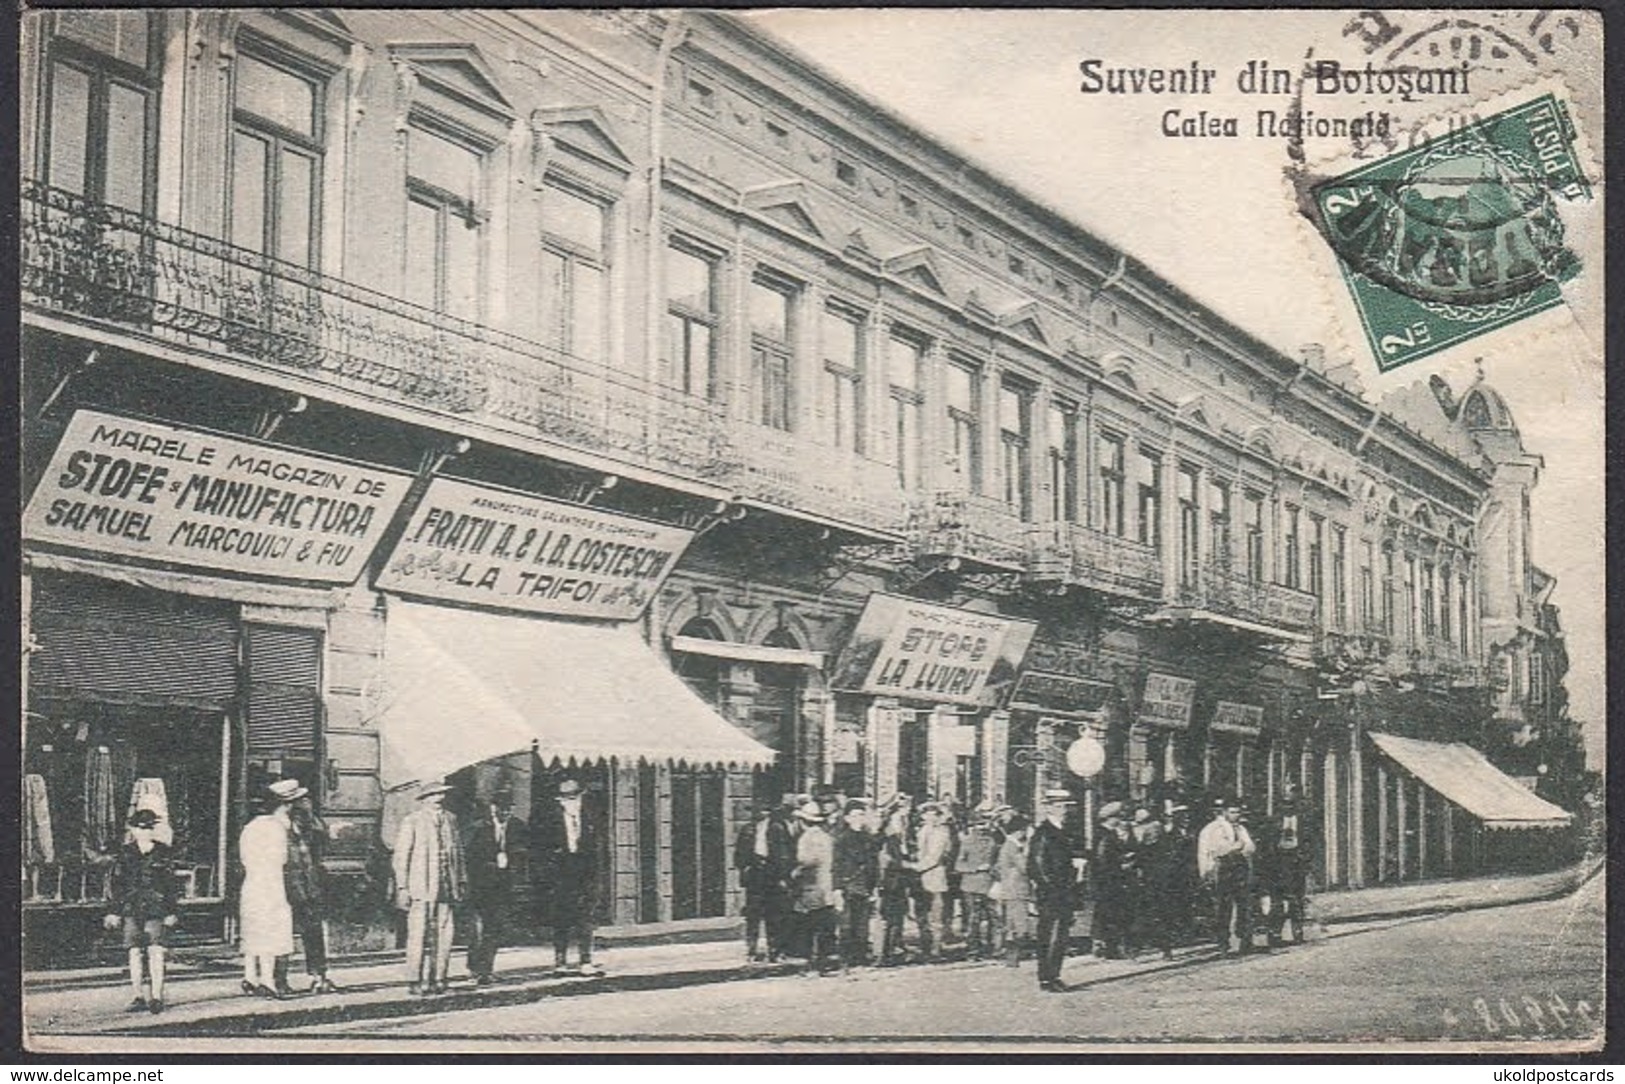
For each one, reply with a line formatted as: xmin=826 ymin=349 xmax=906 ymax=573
xmin=531 ymin=105 xmax=635 ymax=172
xmin=1242 ymin=423 xmax=1278 ymax=461
xmin=389 ymin=43 xmax=514 ymax=123
xmin=1100 ymin=354 xmax=1140 ymax=395
xmin=997 ymin=300 xmax=1054 ymax=347
xmin=741 ymin=180 xmax=831 ymax=240
xmin=1176 ymin=394 xmax=1216 ymax=433
xmin=884 ymin=245 xmax=948 ymax=296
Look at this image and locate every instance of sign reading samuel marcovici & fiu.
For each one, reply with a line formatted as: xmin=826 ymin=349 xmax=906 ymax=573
xmin=374 ymin=477 xmax=694 ymax=621
xmin=23 ymin=410 xmax=411 ymax=584
xmin=830 ymin=593 xmax=1037 ymax=708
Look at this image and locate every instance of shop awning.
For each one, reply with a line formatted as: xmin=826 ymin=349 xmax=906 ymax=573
xmin=1369 ymin=732 xmax=1573 ymax=830
xmin=669 ymin=634 xmax=824 ymax=668
xmin=378 ymin=601 xmax=775 ymax=790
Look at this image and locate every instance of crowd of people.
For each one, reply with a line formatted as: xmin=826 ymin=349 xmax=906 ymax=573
xmin=100 ymin=771 xmax=1315 ymax=1011
xmin=736 ymin=783 xmax=1316 ymax=991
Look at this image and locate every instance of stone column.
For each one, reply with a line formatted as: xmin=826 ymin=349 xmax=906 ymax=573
xmin=982 ymin=710 xmax=1010 ymax=804
xmin=868 ymin=699 xmax=901 ymax=801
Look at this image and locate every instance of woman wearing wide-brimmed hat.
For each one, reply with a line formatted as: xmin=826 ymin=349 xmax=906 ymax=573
xmin=238 ymin=779 xmax=301 ymax=997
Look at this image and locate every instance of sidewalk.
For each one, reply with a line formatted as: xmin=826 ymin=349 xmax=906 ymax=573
xmin=26 ymin=857 xmax=1600 ymax=1039
xmin=1311 ymin=856 xmax=1601 ymax=924
xmin=26 ymin=936 xmax=1243 ymax=1041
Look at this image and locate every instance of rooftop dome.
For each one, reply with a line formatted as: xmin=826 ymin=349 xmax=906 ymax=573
xmin=1458 ymin=383 xmax=1519 ymax=436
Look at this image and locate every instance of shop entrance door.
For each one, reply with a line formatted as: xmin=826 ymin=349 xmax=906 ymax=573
xmin=750 ymin=662 xmax=801 ymax=805
xmin=670 ymin=767 xmax=728 ymax=920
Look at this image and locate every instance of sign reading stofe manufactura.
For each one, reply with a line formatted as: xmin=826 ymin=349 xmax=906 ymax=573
xmin=830 ymin=593 xmax=1037 ymax=708
xmin=23 ymin=410 xmax=410 ymax=584
xmin=1139 ymin=671 xmax=1197 ymax=729
xmin=374 ymin=477 xmax=694 ymax=621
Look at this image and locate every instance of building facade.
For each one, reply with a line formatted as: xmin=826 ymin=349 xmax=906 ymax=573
xmin=20 ymin=9 xmax=1574 ymax=962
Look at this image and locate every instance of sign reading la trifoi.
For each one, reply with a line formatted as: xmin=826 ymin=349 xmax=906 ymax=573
xmin=374 ymin=477 xmax=694 ymax=621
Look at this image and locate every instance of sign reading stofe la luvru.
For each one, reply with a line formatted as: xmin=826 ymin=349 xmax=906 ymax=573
xmin=830 ymin=593 xmax=1037 ymax=707
xmin=1139 ymin=672 xmax=1197 ymax=729
xmin=23 ymin=410 xmax=410 ymax=584
xmin=375 ymin=477 xmax=694 ymax=621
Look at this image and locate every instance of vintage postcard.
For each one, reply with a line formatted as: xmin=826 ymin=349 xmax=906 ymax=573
xmin=17 ymin=7 xmax=1605 ymax=1054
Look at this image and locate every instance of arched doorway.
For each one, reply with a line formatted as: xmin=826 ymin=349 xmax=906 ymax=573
xmin=751 ymin=627 xmax=806 ymax=805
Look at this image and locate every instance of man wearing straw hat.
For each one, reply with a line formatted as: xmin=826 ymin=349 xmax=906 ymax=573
xmin=393 ymin=781 xmax=466 ymax=994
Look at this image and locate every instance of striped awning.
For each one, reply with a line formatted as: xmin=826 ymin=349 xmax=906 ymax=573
xmin=378 ymin=601 xmax=775 ymax=790
xmin=1369 ymin=732 xmax=1572 ymax=830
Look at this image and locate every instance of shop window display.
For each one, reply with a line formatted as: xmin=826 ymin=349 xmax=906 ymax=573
xmin=24 ymin=703 xmax=226 ymax=905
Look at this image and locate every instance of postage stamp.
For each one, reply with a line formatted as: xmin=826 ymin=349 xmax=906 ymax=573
xmin=1306 ymin=92 xmax=1593 ymax=370
xmin=15 ymin=6 xmax=1606 ymax=1060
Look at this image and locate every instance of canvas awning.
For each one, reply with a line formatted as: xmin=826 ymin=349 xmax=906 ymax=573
xmin=378 ymin=601 xmax=775 ymax=790
xmin=1368 ymin=732 xmax=1573 ymax=830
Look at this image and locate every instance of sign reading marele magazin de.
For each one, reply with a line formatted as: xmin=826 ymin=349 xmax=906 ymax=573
xmin=23 ymin=410 xmax=409 ymax=584
xmin=374 ymin=477 xmax=694 ymax=621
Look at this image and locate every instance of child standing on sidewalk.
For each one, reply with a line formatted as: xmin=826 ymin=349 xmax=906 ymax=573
xmin=104 ymin=808 xmax=179 ymax=1014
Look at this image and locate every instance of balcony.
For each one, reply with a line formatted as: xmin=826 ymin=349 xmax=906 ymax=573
xmin=21 ymin=180 xmax=733 ymax=487
xmin=905 ymin=491 xmax=1028 ymax=569
xmin=723 ymin=425 xmax=908 ymax=536
xmin=1027 ymin=521 xmax=1163 ymax=602
xmin=1165 ymin=560 xmax=1319 ymax=639
xmin=1389 ymin=635 xmax=1484 ymax=686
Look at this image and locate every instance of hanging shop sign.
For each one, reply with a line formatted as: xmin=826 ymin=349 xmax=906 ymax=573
xmin=1139 ymin=671 xmax=1197 ymax=729
xmin=830 ymin=593 xmax=1037 ymax=707
xmin=23 ymin=409 xmax=410 ymax=585
xmin=1211 ymin=700 xmax=1265 ymax=735
xmin=1010 ymin=671 xmax=1115 ymax=715
xmin=375 ymin=477 xmax=694 ymax=622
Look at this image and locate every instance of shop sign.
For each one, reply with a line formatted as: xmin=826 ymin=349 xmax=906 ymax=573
xmin=23 ymin=410 xmax=410 ymax=585
xmin=830 ymin=594 xmax=1037 ymax=707
xmin=1211 ymin=700 xmax=1264 ymax=735
xmin=1139 ymin=671 xmax=1197 ymax=729
xmin=375 ymin=478 xmax=693 ymax=621
xmin=1010 ymin=671 xmax=1115 ymax=714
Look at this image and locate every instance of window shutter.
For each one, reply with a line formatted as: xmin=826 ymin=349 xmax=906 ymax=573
xmin=244 ymin=624 xmax=322 ymax=758
xmin=31 ymin=576 xmax=237 ymax=704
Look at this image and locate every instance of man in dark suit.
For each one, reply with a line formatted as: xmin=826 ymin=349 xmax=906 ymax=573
xmin=1089 ymin=801 xmax=1135 ymax=959
xmin=1027 ymin=787 xmax=1081 ymax=992
xmin=534 ymin=777 xmax=603 ymax=976
xmin=1262 ymin=783 xmax=1317 ymax=946
xmin=464 ymin=783 xmax=528 ymax=985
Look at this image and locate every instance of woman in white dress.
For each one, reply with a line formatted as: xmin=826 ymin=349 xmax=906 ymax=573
xmin=238 ymin=780 xmax=300 ymax=997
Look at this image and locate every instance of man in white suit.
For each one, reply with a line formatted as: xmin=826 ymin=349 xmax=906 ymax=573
xmin=393 ymin=782 xmax=467 ymax=994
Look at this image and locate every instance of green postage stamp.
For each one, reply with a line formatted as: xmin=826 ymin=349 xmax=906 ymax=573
xmin=1310 ymin=92 xmax=1592 ymax=371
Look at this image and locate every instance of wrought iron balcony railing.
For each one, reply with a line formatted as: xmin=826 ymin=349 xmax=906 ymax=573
xmin=905 ymin=491 xmax=1029 ymax=569
xmin=1027 ymin=521 xmax=1163 ymax=601
xmin=1386 ymin=635 xmax=1483 ymax=685
xmin=1179 ymin=560 xmax=1319 ymax=633
xmin=22 ymin=180 xmax=733 ymax=484
xmin=724 ymin=424 xmax=909 ymax=534
xmin=1065 ymin=524 xmax=1163 ymax=601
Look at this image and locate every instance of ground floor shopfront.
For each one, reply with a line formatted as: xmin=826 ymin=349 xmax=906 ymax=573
xmin=20 ymin=559 xmax=385 ymax=967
